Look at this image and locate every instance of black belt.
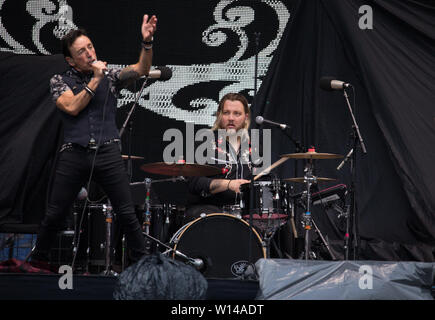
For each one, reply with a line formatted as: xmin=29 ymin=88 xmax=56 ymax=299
xmin=60 ymin=139 xmax=120 ymax=152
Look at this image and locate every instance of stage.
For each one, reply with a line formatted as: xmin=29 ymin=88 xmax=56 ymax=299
xmin=0 ymin=259 xmax=433 ymax=301
xmin=0 ymin=272 xmax=258 ymax=300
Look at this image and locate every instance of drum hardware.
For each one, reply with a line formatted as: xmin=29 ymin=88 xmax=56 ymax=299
xmin=286 ymin=147 xmax=343 ymax=260
xmin=130 ymin=177 xmax=184 ymax=253
xmin=143 ymin=178 xmax=152 ymax=252
xmin=101 ymin=201 xmax=118 ymax=276
xmin=222 ymin=205 xmax=242 ymax=218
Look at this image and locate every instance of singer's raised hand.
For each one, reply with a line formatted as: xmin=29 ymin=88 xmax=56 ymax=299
xmin=141 ymin=14 xmax=157 ymax=41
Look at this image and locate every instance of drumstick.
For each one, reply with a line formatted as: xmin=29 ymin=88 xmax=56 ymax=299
xmin=253 ymin=157 xmax=289 ymax=181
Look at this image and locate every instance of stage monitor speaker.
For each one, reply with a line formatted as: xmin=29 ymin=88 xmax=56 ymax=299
xmin=256 ymin=259 xmax=434 ymax=300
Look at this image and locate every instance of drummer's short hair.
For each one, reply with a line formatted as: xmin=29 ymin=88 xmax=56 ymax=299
xmin=212 ymin=93 xmax=251 ymax=131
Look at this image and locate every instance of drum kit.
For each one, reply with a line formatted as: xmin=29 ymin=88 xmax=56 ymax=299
xmin=68 ymin=149 xmax=347 ymax=278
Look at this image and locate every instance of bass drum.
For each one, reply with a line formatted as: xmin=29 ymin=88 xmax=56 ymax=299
xmin=170 ymin=213 xmax=266 ymax=279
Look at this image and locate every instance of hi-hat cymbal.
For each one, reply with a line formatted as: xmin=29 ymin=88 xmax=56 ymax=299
xmin=122 ymin=155 xmax=144 ymax=160
xmin=140 ymin=162 xmax=221 ymax=177
xmin=284 ymin=177 xmax=336 ymax=183
xmin=281 ymin=152 xmax=343 ymax=159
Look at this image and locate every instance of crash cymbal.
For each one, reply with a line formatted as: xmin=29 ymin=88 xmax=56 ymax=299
xmin=284 ymin=177 xmax=336 ymax=183
xmin=121 ymin=155 xmax=144 ymax=160
xmin=140 ymin=162 xmax=221 ymax=176
xmin=281 ymin=152 xmax=343 ymax=159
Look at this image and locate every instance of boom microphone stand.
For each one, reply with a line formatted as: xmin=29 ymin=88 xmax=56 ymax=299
xmin=338 ymin=87 xmax=367 ymax=260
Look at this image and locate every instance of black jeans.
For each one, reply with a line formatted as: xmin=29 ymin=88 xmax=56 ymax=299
xmin=33 ymin=142 xmax=146 ymax=263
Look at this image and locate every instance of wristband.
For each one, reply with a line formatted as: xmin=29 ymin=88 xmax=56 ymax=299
xmin=141 ymin=37 xmax=153 ymax=50
xmin=84 ymin=86 xmax=95 ymax=97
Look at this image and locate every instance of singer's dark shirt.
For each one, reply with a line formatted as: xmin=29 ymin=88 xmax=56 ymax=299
xmin=49 ymin=66 xmax=125 ymax=147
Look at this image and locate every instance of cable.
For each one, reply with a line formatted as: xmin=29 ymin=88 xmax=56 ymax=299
xmin=71 ymin=81 xmax=111 ymax=272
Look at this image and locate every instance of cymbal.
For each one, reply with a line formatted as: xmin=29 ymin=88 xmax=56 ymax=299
xmin=284 ymin=177 xmax=336 ymax=183
xmin=281 ymin=152 xmax=343 ymax=159
xmin=121 ymin=155 xmax=144 ymax=160
xmin=140 ymin=162 xmax=221 ymax=177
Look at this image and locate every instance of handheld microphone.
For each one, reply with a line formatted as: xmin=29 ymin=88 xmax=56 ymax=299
xmin=320 ymin=77 xmax=352 ymax=91
xmin=256 ymin=116 xmax=290 ymax=130
xmin=91 ymin=60 xmax=109 ymax=76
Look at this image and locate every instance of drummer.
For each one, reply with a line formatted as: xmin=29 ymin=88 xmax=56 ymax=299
xmin=185 ymin=93 xmax=254 ymax=223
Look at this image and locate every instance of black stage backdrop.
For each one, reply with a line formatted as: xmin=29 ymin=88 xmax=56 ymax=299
xmin=251 ymin=0 xmax=435 ymax=261
xmin=0 ymin=0 xmax=434 ymax=261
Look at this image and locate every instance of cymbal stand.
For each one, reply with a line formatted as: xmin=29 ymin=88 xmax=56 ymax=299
xmin=102 ymin=200 xmax=117 ymax=276
xmin=143 ymin=178 xmax=153 ymax=252
xmin=302 ymin=161 xmax=315 ymax=260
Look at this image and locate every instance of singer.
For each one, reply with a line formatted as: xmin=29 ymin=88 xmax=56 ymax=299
xmin=31 ymin=15 xmax=157 ymax=267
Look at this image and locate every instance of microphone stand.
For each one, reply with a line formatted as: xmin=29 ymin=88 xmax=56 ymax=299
xmin=119 ymin=77 xmax=149 ymax=138
xmin=143 ymin=232 xmax=203 ymax=270
xmin=127 ymin=120 xmax=133 ymax=180
xmin=342 ymin=87 xmax=367 ymax=260
xmin=244 ymin=31 xmax=261 ymax=279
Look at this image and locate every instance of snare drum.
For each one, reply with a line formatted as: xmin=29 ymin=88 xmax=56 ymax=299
xmin=170 ymin=213 xmax=266 ymax=279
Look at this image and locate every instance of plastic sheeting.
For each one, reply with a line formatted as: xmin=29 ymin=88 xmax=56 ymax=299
xmin=256 ymin=259 xmax=434 ymax=300
xmin=113 ymin=253 xmax=208 ymax=300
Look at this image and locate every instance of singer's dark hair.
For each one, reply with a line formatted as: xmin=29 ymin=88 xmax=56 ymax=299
xmin=61 ymin=28 xmax=89 ymax=57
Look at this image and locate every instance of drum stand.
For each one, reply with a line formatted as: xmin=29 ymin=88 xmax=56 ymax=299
xmin=300 ymin=161 xmax=336 ymax=260
xmin=102 ymin=201 xmax=117 ymax=276
xmin=130 ymin=176 xmax=185 ymax=253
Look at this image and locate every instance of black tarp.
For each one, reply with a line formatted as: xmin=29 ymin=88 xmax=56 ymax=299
xmin=251 ymin=0 xmax=435 ymax=261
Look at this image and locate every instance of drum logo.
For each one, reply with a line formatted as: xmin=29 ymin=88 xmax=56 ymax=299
xmin=231 ymin=260 xmax=255 ymax=277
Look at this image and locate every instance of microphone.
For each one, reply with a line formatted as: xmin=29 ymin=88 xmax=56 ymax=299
xmin=188 ymin=258 xmax=205 ymax=270
xmin=174 ymin=250 xmax=204 ymax=271
xmin=91 ymin=60 xmax=108 ymax=76
xmin=256 ymin=116 xmax=290 ymax=130
xmin=337 ymin=148 xmax=354 ymax=170
xmin=320 ymin=77 xmax=352 ymax=91
xmin=146 ymin=66 xmax=172 ymax=81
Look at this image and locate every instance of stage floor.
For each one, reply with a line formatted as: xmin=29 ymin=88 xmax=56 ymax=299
xmin=0 ymin=273 xmax=259 ymax=300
